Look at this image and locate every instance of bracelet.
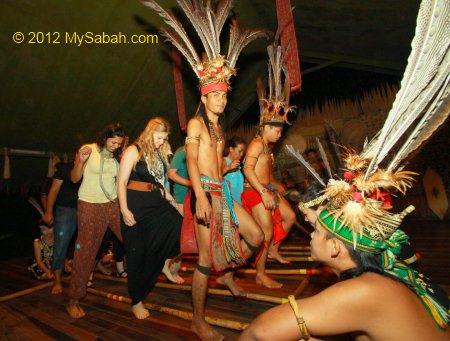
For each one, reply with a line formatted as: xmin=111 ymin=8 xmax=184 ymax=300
xmin=259 ymin=188 xmax=267 ymax=196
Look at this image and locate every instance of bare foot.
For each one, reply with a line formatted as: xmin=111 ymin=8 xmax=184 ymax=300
xmin=268 ymin=250 xmax=291 ymax=264
xmin=162 ymin=258 xmax=185 ymax=284
xmin=216 ymin=274 xmax=246 ymax=297
xmin=67 ymin=300 xmax=86 ymax=318
xmin=256 ymin=274 xmax=283 ymax=288
xmin=132 ymin=302 xmax=149 ymax=319
xmin=192 ymin=319 xmax=224 ymax=341
xmin=51 ymin=283 xmax=63 ymax=294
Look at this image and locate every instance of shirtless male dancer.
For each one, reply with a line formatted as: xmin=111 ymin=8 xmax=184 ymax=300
xmin=241 ymin=40 xmax=296 ymax=289
xmin=242 ymin=126 xmax=296 ymax=288
xmin=186 ymin=91 xmax=263 ymax=340
xmin=143 ymin=1 xmax=268 ymax=338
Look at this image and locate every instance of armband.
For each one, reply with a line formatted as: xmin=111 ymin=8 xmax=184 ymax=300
xmin=288 ymin=295 xmax=310 ymax=340
xmin=185 ymin=135 xmax=200 ymax=145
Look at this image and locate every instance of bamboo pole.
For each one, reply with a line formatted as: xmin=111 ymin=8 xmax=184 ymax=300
xmin=181 ymin=254 xmax=312 ymax=261
xmin=279 ymin=251 xmax=311 ymax=256
xmin=0 ymin=281 xmax=53 ymax=302
xmin=270 ymin=257 xmax=313 ymax=262
xmin=280 ymin=245 xmax=310 ymax=251
xmin=236 ymin=269 xmax=323 ymax=275
xmin=178 ymin=267 xmax=323 ymax=275
xmin=294 ymin=221 xmax=312 ymax=237
xmin=292 ymin=276 xmax=311 ymax=298
xmin=278 ymin=251 xmax=311 ymax=255
xmin=93 ymin=274 xmax=288 ymax=304
xmin=87 ymin=288 xmax=249 ymax=331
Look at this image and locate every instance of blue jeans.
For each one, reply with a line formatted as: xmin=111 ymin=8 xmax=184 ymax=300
xmin=52 ymin=205 xmax=77 ymax=271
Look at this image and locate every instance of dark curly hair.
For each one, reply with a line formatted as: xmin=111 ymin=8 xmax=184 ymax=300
xmin=96 ymin=123 xmax=125 ymax=160
xmin=226 ymin=136 xmax=246 ymax=149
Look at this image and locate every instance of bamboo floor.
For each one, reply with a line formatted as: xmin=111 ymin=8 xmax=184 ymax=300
xmin=0 ymin=221 xmax=449 ymax=340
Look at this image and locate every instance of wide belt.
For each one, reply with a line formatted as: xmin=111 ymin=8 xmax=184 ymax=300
xmin=127 ymin=180 xmax=160 ymax=192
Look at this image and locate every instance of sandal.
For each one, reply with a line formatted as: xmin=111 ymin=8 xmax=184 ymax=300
xmin=115 ymin=271 xmax=128 ymax=278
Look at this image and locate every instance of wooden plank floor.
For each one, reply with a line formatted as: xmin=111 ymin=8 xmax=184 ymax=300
xmin=0 ymin=222 xmax=449 ymax=340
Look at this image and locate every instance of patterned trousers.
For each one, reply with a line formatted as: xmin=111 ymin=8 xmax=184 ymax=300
xmin=68 ymin=200 xmax=122 ymax=300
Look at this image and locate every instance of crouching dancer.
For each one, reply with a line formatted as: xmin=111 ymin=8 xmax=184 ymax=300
xmin=240 ymin=156 xmax=449 ymax=341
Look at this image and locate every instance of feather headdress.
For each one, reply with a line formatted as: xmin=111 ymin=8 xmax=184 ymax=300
xmin=257 ymin=33 xmax=295 ymax=127
xmin=142 ymin=0 xmax=269 ymax=95
xmin=322 ymin=147 xmax=418 ymax=239
xmin=287 ymin=0 xmax=449 ymax=242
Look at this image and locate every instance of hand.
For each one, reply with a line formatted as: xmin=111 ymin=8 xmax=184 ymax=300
xmin=122 ymin=209 xmax=136 ymax=227
xmin=261 ymin=191 xmax=276 ymax=211
xmin=78 ymin=146 xmax=92 ymax=162
xmin=42 ymin=212 xmax=54 ymax=226
xmin=45 ymin=271 xmax=54 ymax=279
xmin=195 ymin=193 xmax=211 ymax=225
xmin=229 ymin=160 xmax=240 ymax=170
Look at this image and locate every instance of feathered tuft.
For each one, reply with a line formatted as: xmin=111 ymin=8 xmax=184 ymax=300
xmin=285 ymin=145 xmax=325 ymax=186
xmin=257 ymin=28 xmax=294 ymax=126
xmin=143 ymin=0 xmax=269 ymax=92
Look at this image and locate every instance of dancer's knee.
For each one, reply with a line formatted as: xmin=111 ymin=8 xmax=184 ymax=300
xmin=244 ymin=239 xmax=260 ymax=253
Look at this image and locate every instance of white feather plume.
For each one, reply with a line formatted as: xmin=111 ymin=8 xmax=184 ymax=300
xmin=316 ymin=137 xmax=333 ymax=179
xmin=363 ymin=0 xmax=450 ymax=177
xmin=285 ymin=145 xmax=326 ymax=187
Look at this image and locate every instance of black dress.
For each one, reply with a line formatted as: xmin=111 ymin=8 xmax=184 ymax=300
xmin=121 ymin=155 xmax=182 ymax=305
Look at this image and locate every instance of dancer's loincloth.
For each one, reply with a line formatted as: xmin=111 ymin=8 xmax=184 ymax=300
xmin=241 ymin=182 xmax=286 ymax=244
xmin=181 ymin=175 xmax=246 ymax=271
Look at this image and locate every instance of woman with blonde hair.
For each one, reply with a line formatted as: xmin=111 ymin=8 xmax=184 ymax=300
xmin=118 ymin=117 xmax=183 ymax=319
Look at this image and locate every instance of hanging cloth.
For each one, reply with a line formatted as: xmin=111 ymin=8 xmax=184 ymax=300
xmin=276 ymin=0 xmax=302 ymax=92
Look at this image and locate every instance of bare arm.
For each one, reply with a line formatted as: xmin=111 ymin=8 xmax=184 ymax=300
xmin=168 ymin=169 xmax=192 ymax=187
xmin=217 ymin=142 xmax=225 ymax=182
xmin=33 ymin=240 xmax=53 ymax=278
xmin=42 ymin=179 xmax=63 ymax=225
xmin=118 ymin=145 xmax=138 ymax=227
xmin=71 ymin=145 xmax=92 ymax=183
xmin=186 ymin=118 xmax=211 ymax=223
xmin=222 ymin=157 xmax=241 ymax=176
xmin=239 ymin=278 xmax=373 ymax=341
xmin=243 ymin=140 xmax=275 ymax=210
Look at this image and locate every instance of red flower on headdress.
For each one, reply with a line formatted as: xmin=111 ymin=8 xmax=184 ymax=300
xmin=371 ymin=191 xmax=392 ymax=208
xmin=352 ymin=190 xmax=363 ymax=202
xmin=211 ymin=67 xmax=222 ymax=75
xmin=344 ymin=171 xmax=354 ymax=180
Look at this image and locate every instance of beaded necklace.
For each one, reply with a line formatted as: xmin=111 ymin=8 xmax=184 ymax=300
xmin=207 ymin=119 xmax=223 ymax=144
